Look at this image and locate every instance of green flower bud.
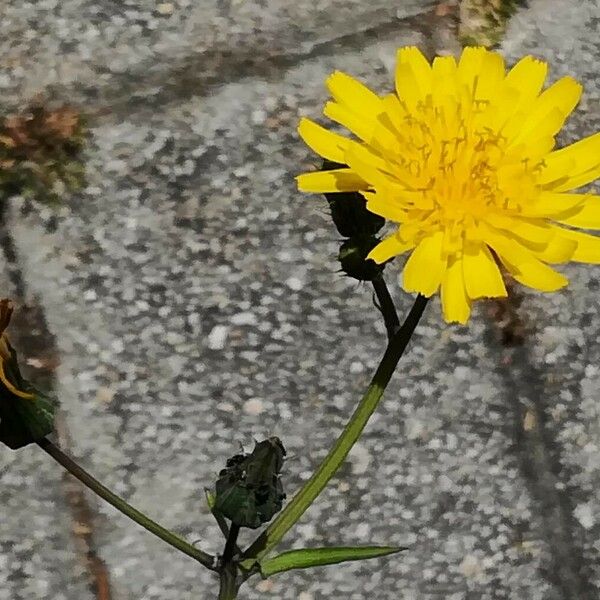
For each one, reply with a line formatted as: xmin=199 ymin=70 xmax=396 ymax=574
xmin=321 ymin=160 xmax=385 ymax=238
xmin=338 ymin=236 xmax=386 ymax=282
xmin=0 ymin=299 xmax=56 ymax=449
xmin=215 ymin=437 xmax=286 ymax=529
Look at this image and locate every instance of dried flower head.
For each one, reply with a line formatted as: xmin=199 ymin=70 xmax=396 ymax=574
xmin=0 ymin=102 xmax=86 ymax=203
xmin=0 ymin=299 xmax=55 ymax=449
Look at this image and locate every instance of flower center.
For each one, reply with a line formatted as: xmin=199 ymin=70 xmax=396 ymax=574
xmin=391 ymin=97 xmax=542 ymax=228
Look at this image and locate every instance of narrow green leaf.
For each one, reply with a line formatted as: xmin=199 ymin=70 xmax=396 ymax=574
xmin=259 ymin=545 xmax=406 ymax=578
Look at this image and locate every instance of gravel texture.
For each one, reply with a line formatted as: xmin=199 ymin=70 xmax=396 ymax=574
xmin=1 ymin=0 xmax=600 ymax=599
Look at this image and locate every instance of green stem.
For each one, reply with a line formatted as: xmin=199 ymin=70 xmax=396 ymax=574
xmin=217 ymin=563 xmax=239 ymax=600
xmin=222 ymin=523 xmax=241 ymax=564
xmin=37 ymin=437 xmax=216 ymax=570
xmin=242 ymin=294 xmax=428 ymax=565
xmin=372 ymin=275 xmax=400 ymax=339
xmin=217 ymin=523 xmax=241 ymax=599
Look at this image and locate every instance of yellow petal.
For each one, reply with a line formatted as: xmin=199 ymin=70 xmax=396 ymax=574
xmin=323 ymin=101 xmax=375 ymax=141
xmin=473 ymin=51 xmax=505 ymax=102
xmin=520 ymin=134 xmax=556 ymax=161
xmin=395 ymin=63 xmax=422 ymax=109
xmin=554 ymin=167 xmax=600 ymax=193
xmin=431 ymin=56 xmax=458 ymax=105
xmin=541 ymin=76 xmax=582 ymax=117
xmin=396 ymin=46 xmax=432 ymax=104
xmin=539 ymin=131 xmax=600 ymax=191
xmin=441 ymin=254 xmax=471 ymax=324
xmin=370 ymin=114 xmax=401 ymax=154
xmin=462 ymin=241 xmax=507 ymax=299
xmin=484 ymin=214 xmax=552 ymax=248
xmin=457 ymin=46 xmax=487 ymax=95
xmin=556 ymin=228 xmax=600 ymax=263
xmin=500 ymin=256 xmax=569 ymax=291
xmin=481 ymin=224 xmax=569 ymax=291
xmin=530 ymin=234 xmax=577 ymax=264
xmin=296 ymin=169 xmax=367 ymax=193
xmin=511 ymin=107 xmax=567 ymax=144
xmin=326 ymin=71 xmax=382 ymax=116
xmin=402 ymin=231 xmax=446 ymax=296
xmin=556 ymin=195 xmax=600 ymax=229
xmin=363 ymin=191 xmax=408 ymax=222
xmin=509 ymin=77 xmax=581 ymax=145
xmin=432 ymin=55 xmax=457 ymax=78
xmin=380 ymin=94 xmax=407 ymax=135
xmin=345 ymin=144 xmax=396 ymax=190
xmin=398 ymin=47 xmax=432 ymax=76
xmin=345 ymin=140 xmax=389 ymax=172
xmin=520 ymin=192 xmax=585 ymax=218
xmin=481 ymin=222 xmax=536 ymax=262
xmin=504 ymin=55 xmax=548 ymax=114
xmin=297 ymin=118 xmax=348 ymax=163
xmin=367 ymin=231 xmax=414 ymax=263
xmin=481 ymin=85 xmax=520 ymax=132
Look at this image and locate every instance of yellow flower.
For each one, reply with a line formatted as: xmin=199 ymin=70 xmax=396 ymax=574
xmin=297 ymin=47 xmax=600 ymax=324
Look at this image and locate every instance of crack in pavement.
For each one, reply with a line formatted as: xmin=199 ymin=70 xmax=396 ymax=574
xmin=55 ymin=414 xmax=114 ymax=600
xmin=62 ymin=5 xmax=443 ymax=122
xmin=485 ymin=293 xmax=596 ymax=600
xmin=0 ymin=201 xmax=114 ymax=600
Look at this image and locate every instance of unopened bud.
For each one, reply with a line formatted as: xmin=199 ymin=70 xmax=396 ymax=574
xmin=322 ymin=160 xmax=385 ymax=238
xmin=338 ymin=236 xmax=386 ymax=282
xmin=214 ymin=437 xmax=286 ymax=529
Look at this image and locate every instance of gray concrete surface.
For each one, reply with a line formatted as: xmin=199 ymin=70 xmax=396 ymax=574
xmin=1 ymin=0 xmax=600 ymax=599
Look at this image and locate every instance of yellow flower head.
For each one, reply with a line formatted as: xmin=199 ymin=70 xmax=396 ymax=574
xmin=297 ymin=47 xmax=600 ymax=323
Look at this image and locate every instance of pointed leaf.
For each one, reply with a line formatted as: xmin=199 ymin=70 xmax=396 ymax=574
xmin=258 ymin=545 xmax=406 ymax=578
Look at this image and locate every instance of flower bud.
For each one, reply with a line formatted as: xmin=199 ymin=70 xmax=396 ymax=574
xmin=214 ymin=437 xmax=286 ymax=529
xmin=322 ymin=160 xmax=385 ymax=238
xmin=338 ymin=236 xmax=386 ymax=282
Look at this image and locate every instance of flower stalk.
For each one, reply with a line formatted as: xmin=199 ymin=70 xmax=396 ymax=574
xmin=217 ymin=524 xmax=242 ymax=599
xmin=217 ymin=563 xmax=239 ymax=600
xmin=372 ymin=274 xmax=400 ymax=339
xmin=222 ymin=523 xmax=241 ymax=565
xmin=36 ymin=437 xmax=216 ymax=570
xmin=242 ymin=293 xmax=428 ymax=565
